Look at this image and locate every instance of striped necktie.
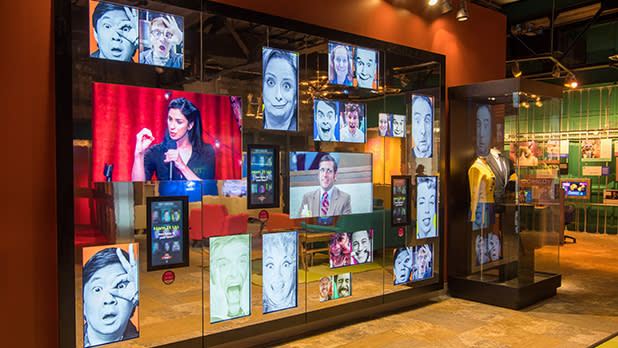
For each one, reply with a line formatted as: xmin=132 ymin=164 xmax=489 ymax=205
xmin=321 ymin=191 xmax=329 ymax=216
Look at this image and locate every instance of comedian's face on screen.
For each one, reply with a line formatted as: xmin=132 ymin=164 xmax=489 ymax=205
xmin=412 ymin=97 xmax=432 ymax=157
xmin=319 ymin=160 xmax=337 ymax=191
xmin=416 ymin=246 xmax=431 ymax=276
xmin=345 ymin=109 xmax=359 ymax=133
xmin=392 ymin=115 xmax=405 ymax=137
xmin=263 ymin=55 xmax=296 ymax=122
xmin=351 ymin=230 xmax=371 ymax=263
xmin=263 ymin=236 xmax=296 ymax=308
xmin=488 ymin=233 xmax=500 ymax=261
xmin=378 ymin=114 xmax=389 ymax=136
xmin=417 ymin=180 xmax=436 ymax=237
xmin=83 ymin=263 xmax=134 ymax=338
xmin=316 ymin=100 xmax=337 ymax=141
xmin=167 ymin=108 xmax=193 ymax=142
xmin=394 ymin=248 xmax=412 ymax=283
xmin=212 ymin=238 xmax=249 ymax=316
xmin=150 ymin=20 xmax=176 ymax=59
xmin=336 ymin=274 xmax=350 ymax=297
xmin=333 ymin=46 xmax=350 ymax=81
xmin=476 ymin=106 xmax=492 ymax=156
xmin=355 ymin=48 xmax=376 ymax=88
xmin=475 ymin=235 xmax=487 ymax=263
xmin=319 ymin=277 xmax=331 ymax=299
xmin=94 ymin=8 xmax=135 ymax=61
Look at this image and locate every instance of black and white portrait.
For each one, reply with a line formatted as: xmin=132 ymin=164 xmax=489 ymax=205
xmin=411 ymin=94 xmax=434 ymax=158
xmin=334 ymin=273 xmax=351 ymax=299
xmin=416 ymin=176 xmax=438 ymax=239
xmin=262 ymin=231 xmax=298 ymax=314
xmin=210 ymin=234 xmax=251 ymax=323
xmin=351 ymin=230 xmax=372 ymax=264
xmin=262 ymin=47 xmax=299 ymax=131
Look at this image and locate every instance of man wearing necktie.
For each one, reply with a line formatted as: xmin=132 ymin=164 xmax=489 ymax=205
xmin=298 ymin=154 xmax=352 ymax=217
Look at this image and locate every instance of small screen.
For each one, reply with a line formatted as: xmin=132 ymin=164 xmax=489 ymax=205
xmin=561 ymin=181 xmax=589 ymax=197
xmin=313 ymin=99 xmax=366 ymax=143
xmin=262 ymin=231 xmax=298 ymax=314
xmin=378 ymin=113 xmax=406 ymax=138
xmin=392 ymin=176 xmax=410 ymax=226
xmin=147 ymin=196 xmax=189 ymax=271
xmin=411 ymin=94 xmax=434 ymax=158
xmin=328 ymin=42 xmax=379 ymax=89
xmin=248 ymin=146 xmax=279 ymax=209
xmin=319 ymin=273 xmax=352 ymax=302
xmin=262 ymin=47 xmax=299 ymax=131
xmin=416 ymin=176 xmax=438 ymax=239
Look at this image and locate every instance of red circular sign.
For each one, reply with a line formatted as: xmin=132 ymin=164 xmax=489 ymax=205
xmin=259 ymin=210 xmax=269 ymax=221
xmin=162 ymin=271 xmax=175 ymax=285
xmin=398 ymin=227 xmax=405 ymax=237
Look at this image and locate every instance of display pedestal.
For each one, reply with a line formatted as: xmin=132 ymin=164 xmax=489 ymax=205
xmin=448 ymin=272 xmax=561 ymax=309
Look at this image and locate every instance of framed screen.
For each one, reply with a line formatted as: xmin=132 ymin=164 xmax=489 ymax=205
xmin=82 ymin=243 xmax=140 ymax=346
xmin=209 ymin=234 xmax=251 ymax=323
xmin=313 ymin=99 xmax=366 ymax=143
xmin=416 ymin=176 xmax=438 ymax=239
xmin=146 ymin=195 xmax=189 ymax=271
xmin=603 ymin=189 xmax=618 ymax=205
xmin=319 ymin=273 xmax=352 ymax=302
xmin=411 ymin=94 xmax=434 ymax=158
xmin=262 ymin=231 xmax=298 ymax=314
xmin=247 ymin=145 xmax=280 ymax=209
xmin=92 ymin=82 xmax=242 ymax=182
xmin=413 ymin=244 xmax=433 ymax=281
xmin=328 ymin=41 xmax=379 ymax=90
xmin=391 ymin=175 xmax=411 ymax=226
xmin=289 ymin=151 xmax=373 ymax=219
xmin=378 ymin=113 xmax=406 ymax=138
xmin=474 ymin=231 xmax=502 ymax=266
xmin=393 ymin=247 xmax=413 ymax=285
xmin=262 ymin=47 xmax=299 ymax=131
xmin=581 ymin=139 xmax=612 ymax=161
xmin=89 ymin=0 xmax=184 ymax=68
xmin=560 ymin=178 xmax=591 ymax=200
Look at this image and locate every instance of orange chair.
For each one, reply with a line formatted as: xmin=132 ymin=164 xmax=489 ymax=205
xmin=265 ymin=213 xmax=300 ymax=233
xmin=203 ymin=204 xmax=228 ymax=239
xmin=223 ymin=213 xmax=249 ymax=236
xmin=189 ymin=208 xmax=202 ymax=247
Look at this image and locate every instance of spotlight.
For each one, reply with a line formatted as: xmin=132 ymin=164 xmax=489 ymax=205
xmin=564 ymin=73 xmax=578 ymax=89
xmin=441 ymin=0 xmax=453 ymax=14
xmin=551 ymin=63 xmax=561 ymax=78
xmin=511 ymin=61 xmax=522 ymax=78
xmin=456 ymin=0 xmax=469 ymax=21
xmin=428 ymin=0 xmax=438 ymax=5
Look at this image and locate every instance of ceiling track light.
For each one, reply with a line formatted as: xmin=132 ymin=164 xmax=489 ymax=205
xmin=428 ymin=0 xmax=439 ymax=6
xmin=511 ymin=61 xmax=522 ymax=78
xmin=441 ymin=0 xmax=453 ymax=14
xmin=456 ymin=0 xmax=469 ymax=21
xmin=551 ymin=63 xmax=561 ymax=78
xmin=564 ymin=73 xmax=579 ymax=89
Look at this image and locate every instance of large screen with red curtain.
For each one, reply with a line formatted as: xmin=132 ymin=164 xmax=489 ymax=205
xmin=92 ymin=82 xmax=242 ymax=182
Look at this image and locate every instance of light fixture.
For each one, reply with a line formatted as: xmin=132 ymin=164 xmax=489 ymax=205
xmin=428 ymin=0 xmax=438 ymax=6
xmin=456 ymin=0 xmax=469 ymax=21
xmin=551 ymin=63 xmax=561 ymax=78
xmin=511 ymin=61 xmax=522 ymax=78
xmin=441 ymin=0 xmax=453 ymax=14
xmin=564 ymin=73 xmax=578 ymax=89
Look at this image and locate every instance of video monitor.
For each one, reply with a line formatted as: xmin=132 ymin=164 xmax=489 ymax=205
xmin=262 ymin=231 xmax=298 ymax=314
xmin=289 ymin=151 xmax=373 ymax=219
xmin=378 ymin=113 xmax=406 ymax=138
xmin=393 ymin=247 xmax=413 ymax=285
xmin=82 ymin=243 xmax=140 ymax=346
xmin=247 ymin=145 xmax=280 ymax=209
xmin=209 ymin=234 xmax=251 ymax=323
xmin=560 ymin=178 xmax=591 ymax=200
xmin=416 ymin=176 xmax=438 ymax=239
xmin=92 ymin=82 xmax=242 ymax=182
xmin=470 ymin=202 xmax=494 ymax=231
xmin=319 ymin=273 xmax=352 ymax=302
xmin=509 ymin=141 xmax=540 ymax=166
xmin=158 ymin=181 xmax=203 ymax=202
xmin=475 ymin=231 xmax=502 ymax=266
xmin=147 ymin=196 xmax=189 ymax=271
xmin=413 ymin=244 xmax=433 ymax=281
xmin=221 ymin=180 xmax=247 ymax=197
xmin=313 ymin=99 xmax=366 ymax=143
xmin=328 ymin=42 xmax=379 ymax=90
xmin=391 ymin=175 xmax=411 ymax=226
xmin=329 ymin=233 xmax=351 ymax=268
xmin=89 ymin=1 xmax=184 ymax=68
xmin=411 ymin=94 xmax=434 ymax=158
xmin=351 ymin=230 xmax=373 ymax=265
xmin=581 ymin=139 xmax=612 ymax=161
xmin=262 ymin=47 xmax=298 ymax=131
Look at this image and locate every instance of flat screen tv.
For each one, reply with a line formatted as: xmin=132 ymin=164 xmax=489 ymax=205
xmin=328 ymin=41 xmax=379 ymax=90
xmin=313 ymin=99 xmax=366 ymax=143
xmin=146 ymin=195 xmax=189 ymax=271
xmin=247 ymin=145 xmax=280 ymax=209
xmin=560 ymin=178 xmax=590 ymax=200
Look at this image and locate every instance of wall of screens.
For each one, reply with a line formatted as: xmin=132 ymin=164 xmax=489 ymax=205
xmin=62 ymin=1 xmax=445 ymax=347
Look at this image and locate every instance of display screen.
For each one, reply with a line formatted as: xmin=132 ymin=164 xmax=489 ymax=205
xmin=328 ymin=230 xmax=374 ymax=268
xmin=89 ymin=1 xmax=184 ymax=68
xmin=393 ymin=243 xmax=434 ymax=284
xmin=509 ymin=141 xmax=540 ymax=166
xmin=147 ymin=196 xmax=189 ymax=271
xmin=413 ymin=244 xmax=433 ymax=281
xmin=561 ymin=179 xmax=590 ymax=199
xmin=221 ymin=180 xmax=247 ymax=197
xmin=82 ymin=243 xmax=140 ymax=347
xmin=92 ymin=82 xmax=242 ymax=182
xmin=319 ymin=273 xmax=352 ymax=302
xmin=392 ymin=176 xmax=411 ymax=226
xmin=378 ymin=113 xmax=406 ymax=138
xmin=262 ymin=47 xmax=299 ymax=131
xmin=313 ymin=99 xmax=366 ymax=143
xmin=289 ymin=151 xmax=373 ymax=219
xmin=411 ymin=94 xmax=434 ymax=158
xmin=210 ymin=234 xmax=251 ymax=323
xmin=262 ymin=231 xmax=298 ymax=314
xmin=328 ymin=41 xmax=379 ymax=89
xmin=475 ymin=232 xmax=502 ymax=266
xmin=247 ymin=145 xmax=279 ymax=209
xmin=416 ymin=176 xmax=438 ymax=239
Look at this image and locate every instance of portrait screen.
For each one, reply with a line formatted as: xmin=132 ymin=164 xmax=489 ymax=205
xmin=89 ymin=1 xmax=184 ymax=68
xmin=416 ymin=176 xmax=438 ymax=239
xmin=475 ymin=232 xmax=502 ymax=266
xmin=413 ymin=244 xmax=433 ymax=281
xmin=247 ymin=145 xmax=279 ymax=209
xmin=378 ymin=113 xmax=406 ymax=138
xmin=319 ymin=273 xmax=352 ymax=302
xmin=289 ymin=151 xmax=373 ymax=219
xmin=262 ymin=47 xmax=299 ymax=131
xmin=262 ymin=231 xmax=298 ymax=314
xmin=392 ymin=176 xmax=411 ymax=226
xmin=210 ymin=234 xmax=251 ymax=323
xmin=82 ymin=243 xmax=140 ymax=347
xmin=147 ymin=196 xmax=189 ymax=271
xmin=560 ymin=179 xmax=590 ymax=199
xmin=393 ymin=247 xmax=413 ymax=285
xmin=313 ymin=99 xmax=366 ymax=143
xmin=92 ymin=82 xmax=242 ymax=182
xmin=411 ymin=94 xmax=434 ymax=158
xmin=328 ymin=41 xmax=379 ymax=90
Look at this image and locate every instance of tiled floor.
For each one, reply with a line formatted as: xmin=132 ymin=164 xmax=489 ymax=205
xmin=276 ymin=231 xmax=618 ymax=348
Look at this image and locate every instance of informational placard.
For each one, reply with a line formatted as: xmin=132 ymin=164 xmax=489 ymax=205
xmin=247 ymin=145 xmax=280 ymax=209
xmin=603 ymin=189 xmax=618 ymax=205
xmin=582 ymin=166 xmax=603 ymax=176
xmin=147 ymin=196 xmax=189 ymax=271
xmin=391 ymin=175 xmax=411 ymax=226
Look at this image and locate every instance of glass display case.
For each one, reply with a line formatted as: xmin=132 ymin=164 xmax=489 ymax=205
xmin=57 ymin=1 xmax=446 ymax=347
xmin=447 ymin=78 xmax=562 ymax=309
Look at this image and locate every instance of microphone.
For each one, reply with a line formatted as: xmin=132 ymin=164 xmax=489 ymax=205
xmin=103 ymin=163 xmax=114 ymax=182
xmin=166 ymin=139 xmax=177 ymax=180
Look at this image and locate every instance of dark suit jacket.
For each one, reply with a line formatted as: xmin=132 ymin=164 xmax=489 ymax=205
xmin=298 ymin=187 xmax=352 ymax=217
xmin=486 ymin=151 xmax=514 ymax=205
